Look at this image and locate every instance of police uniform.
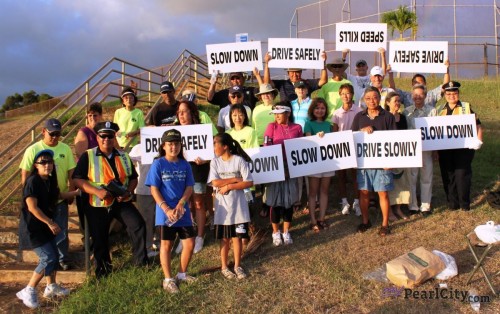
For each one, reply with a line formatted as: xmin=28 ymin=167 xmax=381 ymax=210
xmin=72 ymin=121 xmax=148 ymax=278
xmin=437 ymin=82 xmax=480 ymax=211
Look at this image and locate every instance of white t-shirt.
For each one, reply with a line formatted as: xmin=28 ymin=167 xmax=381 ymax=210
xmin=129 ymin=144 xmax=151 ymax=195
xmin=207 ymin=155 xmax=253 ymax=225
xmin=347 ymin=73 xmax=370 ymax=104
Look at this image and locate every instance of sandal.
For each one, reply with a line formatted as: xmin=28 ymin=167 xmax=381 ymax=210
xmin=379 ymin=226 xmax=391 ymax=236
xmin=317 ymin=220 xmax=329 ymax=229
xmin=302 ymin=207 xmax=310 ymax=215
xmin=357 ymin=221 xmax=372 ymax=233
xmin=310 ymin=223 xmax=320 ymax=233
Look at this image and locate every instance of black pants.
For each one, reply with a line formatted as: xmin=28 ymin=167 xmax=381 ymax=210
xmin=438 ymin=148 xmax=475 ymax=210
xmin=84 ymin=201 xmax=148 ymax=278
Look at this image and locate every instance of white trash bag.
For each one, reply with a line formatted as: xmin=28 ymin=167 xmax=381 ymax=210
xmin=432 ymin=250 xmax=458 ymax=280
xmin=474 ymin=221 xmax=500 ymax=244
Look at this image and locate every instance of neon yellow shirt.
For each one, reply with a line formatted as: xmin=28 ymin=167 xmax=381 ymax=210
xmin=199 ymin=110 xmax=218 ymax=136
xmin=113 ymin=107 xmax=145 ymax=147
xmin=226 ymin=126 xmax=259 ymax=149
xmin=251 ymin=103 xmax=275 ymax=145
xmin=19 ymin=140 xmax=76 ymax=192
xmin=317 ymin=78 xmax=352 ymax=119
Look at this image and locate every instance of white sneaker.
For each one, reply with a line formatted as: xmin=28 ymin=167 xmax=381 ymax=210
xmin=16 ymin=287 xmax=38 ymax=309
xmin=353 ymin=201 xmax=361 ymax=216
xmin=175 ymin=241 xmax=183 ymax=254
xmin=420 ymin=203 xmax=431 ymax=212
xmin=193 ymin=236 xmax=204 ymax=254
xmin=163 ymin=279 xmax=179 ymax=293
xmin=234 ymin=266 xmax=247 ymax=280
xmin=43 ymin=283 xmax=70 ymax=298
xmin=272 ymin=232 xmax=283 ymax=246
xmin=341 ymin=202 xmax=350 ymax=215
xmin=282 ymin=232 xmax=293 ymax=245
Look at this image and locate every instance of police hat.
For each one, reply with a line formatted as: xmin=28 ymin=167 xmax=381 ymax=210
xmin=442 ymin=81 xmax=461 ymax=91
xmin=94 ymin=121 xmax=119 ymax=134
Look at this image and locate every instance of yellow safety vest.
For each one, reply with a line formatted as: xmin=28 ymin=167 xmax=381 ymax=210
xmin=438 ymin=101 xmax=471 ymax=116
xmin=87 ymin=147 xmax=133 ymax=207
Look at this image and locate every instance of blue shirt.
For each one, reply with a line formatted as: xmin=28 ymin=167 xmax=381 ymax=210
xmin=291 ymin=97 xmax=312 ymax=131
xmin=145 ymin=158 xmax=195 ymax=227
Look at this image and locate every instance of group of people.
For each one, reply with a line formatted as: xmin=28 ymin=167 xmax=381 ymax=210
xmin=16 ymin=49 xmax=484 ymax=306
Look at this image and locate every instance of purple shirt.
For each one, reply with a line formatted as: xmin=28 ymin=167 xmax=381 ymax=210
xmin=80 ymin=126 xmax=98 ymax=149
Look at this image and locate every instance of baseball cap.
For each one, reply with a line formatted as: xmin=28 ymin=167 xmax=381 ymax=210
xmin=370 ymin=66 xmax=384 ymax=76
xmin=161 ymin=129 xmax=182 ymax=143
xmin=44 ymin=118 xmax=62 ymax=132
xmin=160 ymin=81 xmax=175 ymax=93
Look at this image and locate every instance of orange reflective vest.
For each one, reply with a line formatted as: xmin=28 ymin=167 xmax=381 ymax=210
xmin=437 ymin=101 xmax=471 ymax=116
xmin=87 ymin=147 xmax=133 ymax=207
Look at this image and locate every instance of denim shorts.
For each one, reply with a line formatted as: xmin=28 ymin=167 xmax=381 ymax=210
xmin=33 ymin=239 xmax=59 ymax=275
xmin=193 ymin=182 xmax=207 ymax=194
xmin=357 ymin=169 xmax=394 ymax=192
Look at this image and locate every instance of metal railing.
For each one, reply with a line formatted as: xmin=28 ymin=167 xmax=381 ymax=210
xmin=0 ymin=49 xmax=211 ymax=209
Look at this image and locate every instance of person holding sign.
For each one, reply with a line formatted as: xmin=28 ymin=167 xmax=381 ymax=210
xmin=263 ymin=101 xmax=303 ymax=246
xmin=351 ymin=87 xmax=396 ymax=236
xmin=404 ymin=84 xmax=437 ymax=215
xmin=263 ymin=52 xmax=328 ymax=102
xmin=304 ymin=98 xmax=334 ymax=232
xmin=207 ymin=71 xmax=258 ymax=110
xmin=208 ymin=133 xmax=254 ymax=280
xmin=147 ymin=81 xmax=179 ymax=126
xmin=252 ymin=84 xmax=278 ymax=146
xmin=145 ymin=129 xmax=196 ymax=293
xmin=217 ymin=85 xmax=252 ymax=134
xmin=176 ymin=101 xmax=212 ymax=254
xmin=436 ymin=82 xmax=483 ymax=211
xmin=332 ymin=84 xmax=362 ymax=216
xmin=384 ymin=92 xmax=410 ymax=221
xmin=114 ymin=87 xmax=145 ymax=148
xmin=317 ymin=58 xmax=352 ymax=118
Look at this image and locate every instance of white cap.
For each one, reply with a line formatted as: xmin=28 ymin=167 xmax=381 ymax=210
xmin=370 ymin=66 xmax=383 ymax=76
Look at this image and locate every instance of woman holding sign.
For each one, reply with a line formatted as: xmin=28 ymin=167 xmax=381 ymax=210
xmin=176 ymin=101 xmax=212 ymax=254
xmin=351 ymin=86 xmax=396 ymax=236
xmin=264 ymin=101 xmax=303 ymax=246
xmin=304 ymin=98 xmax=334 ymax=232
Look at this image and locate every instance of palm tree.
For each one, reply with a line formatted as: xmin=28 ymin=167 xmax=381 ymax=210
xmin=381 ymin=5 xmax=418 ymax=40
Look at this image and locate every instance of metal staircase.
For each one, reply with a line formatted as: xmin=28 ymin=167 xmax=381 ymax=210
xmin=0 ymin=49 xmax=212 ymax=280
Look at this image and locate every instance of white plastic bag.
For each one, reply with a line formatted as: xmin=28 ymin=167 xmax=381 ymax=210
xmin=474 ymin=221 xmax=500 ymax=244
xmin=432 ymin=250 xmax=458 ymax=280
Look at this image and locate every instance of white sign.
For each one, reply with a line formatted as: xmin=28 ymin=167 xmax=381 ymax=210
xmin=336 ymin=23 xmax=387 ymax=52
xmin=244 ymin=145 xmax=285 ymax=184
xmin=267 ymin=38 xmax=324 ymax=69
xmin=283 ymin=131 xmax=357 ymax=178
xmin=140 ymin=124 xmax=214 ymax=164
xmin=389 ymin=41 xmax=448 ymax=73
xmin=353 ymin=129 xmax=422 ymax=168
xmin=236 ymin=33 xmax=248 ymax=42
xmin=415 ymin=114 xmax=478 ymax=151
xmin=206 ymin=41 xmax=262 ymax=74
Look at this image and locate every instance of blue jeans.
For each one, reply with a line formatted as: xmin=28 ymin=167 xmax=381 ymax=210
xmin=357 ymin=169 xmax=394 ymax=192
xmin=53 ymin=201 xmax=69 ymax=262
xmin=33 ymin=239 xmax=58 ymax=275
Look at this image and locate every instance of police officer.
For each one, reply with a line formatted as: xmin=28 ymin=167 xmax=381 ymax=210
xmin=436 ymin=81 xmax=483 ymax=211
xmin=72 ymin=121 xmax=148 ymax=278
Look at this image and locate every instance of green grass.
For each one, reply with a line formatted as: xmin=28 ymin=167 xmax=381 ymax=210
xmin=56 ymin=77 xmax=499 ymax=313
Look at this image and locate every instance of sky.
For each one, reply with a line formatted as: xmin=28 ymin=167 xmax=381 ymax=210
xmin=0 ymin=0 xmax=313 ymax=103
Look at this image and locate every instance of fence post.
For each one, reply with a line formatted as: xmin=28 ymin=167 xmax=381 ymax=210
xmin=194 ymin=59 xmax=198 ymax=94
xmin=483 ymin=43 xmax=488 ymax=77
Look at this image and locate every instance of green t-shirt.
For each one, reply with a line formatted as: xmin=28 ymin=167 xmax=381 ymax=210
xmin=113 ymin=107 xmax=145 ymax=147
xmin=19 ymin=140 xmax=76 ymax=193
xmin=317 ymin=78 xmax=352 ymax=119
xmin=226 ymin=126 xmax=259 ymax=149
xmin=303 ymin=120 xmax=332 ymax=135
xmin=251 ymin=103 xmax=275 ymax=145
xmin=199 ymin=110 xmax=218 ymax=136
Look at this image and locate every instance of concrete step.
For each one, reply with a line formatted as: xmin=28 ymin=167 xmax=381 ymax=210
xmin=0 ymin=228 xmax=84 ymax=247
xmin=0 ymin=215 xmax=81 ymax=230
xmin=0 ymin=244 xmax=85 ymax=263
xmin=0 ymin=263 xmax=86 ymax=284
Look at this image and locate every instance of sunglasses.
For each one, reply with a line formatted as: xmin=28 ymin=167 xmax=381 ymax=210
xmin=230 ymin=94 xmax=242 ymax=99
xmin=330 ymin=64 xmax=344 ymax=69
xmin=98 ymin=133 xmax=115 ymax=140
xmin=161 ymin=90 xmax=174 ymax=94
xmin=47 ymin=131 xmax=61 ymax=138
xmin=35 ymin=160 xmax=54 ymax=166
xmin=230 ymin=76 xmax=242 ymax=80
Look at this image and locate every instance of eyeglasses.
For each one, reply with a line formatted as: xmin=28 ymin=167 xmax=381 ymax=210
xmin=98 ymin=133 xmax=115 ymax=140
xmin=47 ymin=131 xmax=61 ymax=138
xmin=230 ymin=76 xmax=242 ymax=80
xmin=161 ymin=90 xmax=174 ymax=94
xmin=230 ymin=94 xmax=242 ymax=99
xmin=35 ymin=160 xmax=54 ymax=165
xmin=330 ymin=64 xmax=344 ymax=69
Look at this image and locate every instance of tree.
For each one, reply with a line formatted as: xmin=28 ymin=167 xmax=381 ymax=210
xmin=381 ymin=5 xmax=418 ymax=40
xmin=22 ymin=90 xmax=39 ymax=106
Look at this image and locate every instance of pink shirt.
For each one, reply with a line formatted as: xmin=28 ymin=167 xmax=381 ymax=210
xmin=331 ymin=104 xmax=363 ymax=131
